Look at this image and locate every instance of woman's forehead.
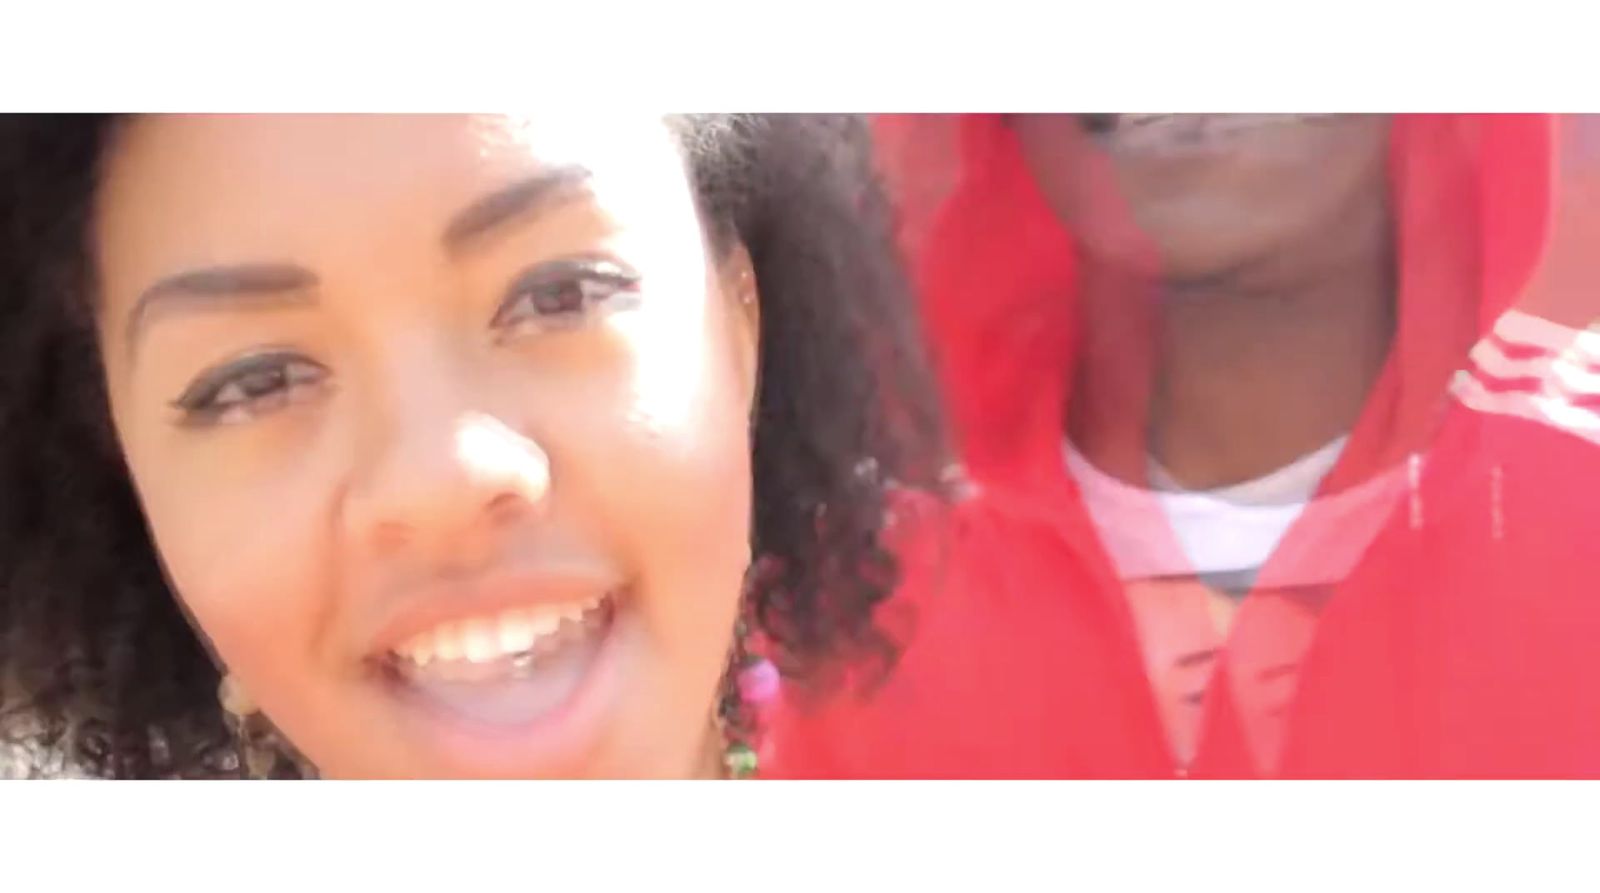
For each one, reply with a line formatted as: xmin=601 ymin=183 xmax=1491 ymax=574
xmin=97 ymin=114 xmax=690 ymax=234
xmin=110 ymin=113 xmax=681 ymax=173
xmin=92 ymin=115 xmax=701 ymax=302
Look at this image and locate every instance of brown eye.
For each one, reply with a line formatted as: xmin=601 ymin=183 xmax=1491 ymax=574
xmin=491 ymin=257 xmax=642 ymax=335
xmin=531 ymin=279 xmax=603 ymax=317
xmin=171 ymin=352 xmax=329 ymax=427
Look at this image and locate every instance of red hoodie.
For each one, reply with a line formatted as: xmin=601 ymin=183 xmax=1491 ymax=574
xmin=762 ymin=114 xmax=1600 ymax=778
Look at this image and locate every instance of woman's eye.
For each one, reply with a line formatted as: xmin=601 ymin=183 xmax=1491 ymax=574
xmin=492 ymin=259 xmax=642 ymax=335
xmin=171 ymin=353 xmax=329 ymax=427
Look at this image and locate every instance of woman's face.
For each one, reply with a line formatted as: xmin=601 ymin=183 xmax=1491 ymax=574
xmin=92 ymin=115 xmax=760 ymax=778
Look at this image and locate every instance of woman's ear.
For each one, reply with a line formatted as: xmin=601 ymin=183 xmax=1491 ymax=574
xmin=719 ymin=242 xmax=761 ymax=412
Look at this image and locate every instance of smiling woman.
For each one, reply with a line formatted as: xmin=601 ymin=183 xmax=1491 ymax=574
xmin=0 ymin=114 xmax=945 ymax=779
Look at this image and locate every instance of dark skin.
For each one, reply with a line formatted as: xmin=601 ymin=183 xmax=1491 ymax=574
xmin=1012 ymin=114 xmax=1395 ymax=490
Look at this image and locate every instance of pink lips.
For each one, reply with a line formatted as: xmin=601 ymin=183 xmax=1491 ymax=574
xmin=387 ymin=595 xmax=617 ymax=727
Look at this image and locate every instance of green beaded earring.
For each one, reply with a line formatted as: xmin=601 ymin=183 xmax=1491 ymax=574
xmin=717 ymin=618 xmax=778 ymax=780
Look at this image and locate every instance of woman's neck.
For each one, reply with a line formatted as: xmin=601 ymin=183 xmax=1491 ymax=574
xmin=1069 ymin=191 xmax=1396 ymax=491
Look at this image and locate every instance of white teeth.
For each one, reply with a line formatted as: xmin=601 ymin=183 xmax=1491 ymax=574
xmin=408 ymin=637 xmax=436 ymax=667
xmin=496 ymin=612 xmax=538 ymax=655
xmin=392 ymin=594 xmax=609 ymax=668
xmin=527 ymin=611 xmax=563 ymax=640
xmin=433 ymin=624 xmax=464 ymax=662
xmin=462 ymin=618 xmax=499 ymax=663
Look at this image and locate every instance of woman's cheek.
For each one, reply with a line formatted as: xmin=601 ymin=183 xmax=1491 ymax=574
xmin=591 ymin=310 xmax=753 ymax=637
xmin=132 ymin=437 xmax=336 ymax=685
xmin=599 ymin=391 xmax=749 ymax=739
xmin=610 ymin=375 xmax=751 ymax=565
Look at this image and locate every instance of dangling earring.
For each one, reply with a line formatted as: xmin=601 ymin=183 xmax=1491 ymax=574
xmin=716 ymin=622 xmax=763 ymax=779
xmin=218 ymin=673 xmax=255 ymax=719
xmin=217 ymin=674 xmax=312 ymax=779
xmin=218 ymin=672 xmax=266 ymax=779
xmin=716 ymin=572 xmax=781 ymax=779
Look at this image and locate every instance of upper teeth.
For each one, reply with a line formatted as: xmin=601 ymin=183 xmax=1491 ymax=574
xmin=394 ymin=595 xmax=605 ymax=666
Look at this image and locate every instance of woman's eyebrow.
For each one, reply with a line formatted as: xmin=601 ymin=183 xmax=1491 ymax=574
xmin=125 ymin=262 xmax=318 ymax=354
xmin=123 ymin=164 xmax=593 ymax=355
xmin=441 ymin=164 xmax=593 ymax=253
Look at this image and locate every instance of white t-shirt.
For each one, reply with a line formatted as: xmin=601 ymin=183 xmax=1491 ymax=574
xmin=1063 ymin=436 xmax=1406 ymax=769
xmin=1063 ymin=436 xmax=1400 ymax=590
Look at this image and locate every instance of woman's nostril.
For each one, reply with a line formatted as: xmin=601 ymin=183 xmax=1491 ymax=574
xmin=486 ymin=491 xmax=526 ymax=524
xmin=371 ymin=519 xmax=408 ymax=554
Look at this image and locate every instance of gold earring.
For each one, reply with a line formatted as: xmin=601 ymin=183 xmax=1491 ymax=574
xmin=218 ymin=673 xmax=262 ymax=779
xmin=215 ymin=675 xmax=318 ymax=780
xmin=218 ymin=673 xmax=256 ymax=719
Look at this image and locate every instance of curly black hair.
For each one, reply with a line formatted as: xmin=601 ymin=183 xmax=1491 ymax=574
xmin=0 ymin=114 xmax=948 ymax=778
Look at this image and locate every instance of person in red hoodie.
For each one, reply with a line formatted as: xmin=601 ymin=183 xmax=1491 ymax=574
xmin=763 ymin=113 xmax=1600 ymax=778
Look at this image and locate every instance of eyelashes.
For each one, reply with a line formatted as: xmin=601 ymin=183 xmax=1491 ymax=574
xmin=170 ymin=350 xmax=330 ymax=427
xmin=169 ymin=256 xmax=643 ymax=428
xmin=490 ymin=256 xmax=642 ymax=338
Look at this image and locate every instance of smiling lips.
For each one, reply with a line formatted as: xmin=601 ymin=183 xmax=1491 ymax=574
xmin=379 ymin=589 xmax=620 ymax=729
xmin=386 ymin=590 xmax=615 ymax=680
